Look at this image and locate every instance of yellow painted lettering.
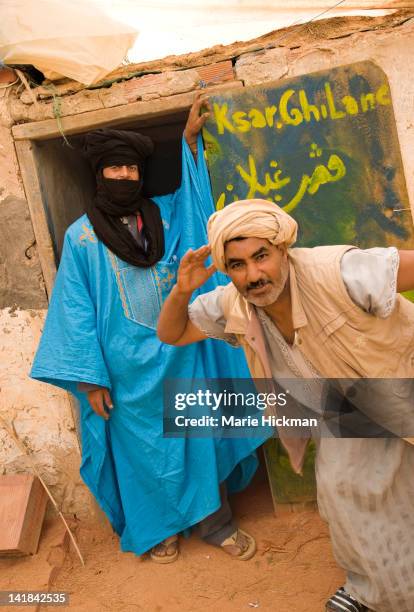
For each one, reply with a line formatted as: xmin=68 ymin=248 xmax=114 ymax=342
xmin=265 ymin=105 xmax=277 ymax=127
xmin=325 ymin=82 xmax=346 ymax=120
xmin=341 ymin=95 xmax=359 ymax=115
xmin=282 ymin=175 xmax=310 ymax=214
xmin=233 ymin=111 xmax=251 ymax=132
xmin=283 ymin=153 xmax=347 ymax=214
xmin=236 ymin=155 xmax=291 ymax=199
xmin=308 ymin=154 xmax=347 ymax=195
xmin=376 ymin=84 xmax=391 ymax=106
xmin=307 ymin=165 xmax=333 ymax=195
xmin=216 ymin=193 xmax=226 ymax=210
xmin=279 ymin=89 xmax=303 ymax=126
xmin=236 ymin=155 xmax=261 ymax=198
xmin=248 ymin=108 xmax=267 ymax=129
xmin=327 ymin=154 xmax=347 ymax=181
xmin=299 ymin=89 xmax=320 ymax=122
xmin=213 ymin=103 xmax=236 ymax=135
xmin=360 ymin=92 xmax=375 ymax=112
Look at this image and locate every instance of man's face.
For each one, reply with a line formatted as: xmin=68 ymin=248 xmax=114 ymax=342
xmin=102 ymin=164 xmax=139 ymax=181
xmin=224 ymin=237 xmax=289 ymax=307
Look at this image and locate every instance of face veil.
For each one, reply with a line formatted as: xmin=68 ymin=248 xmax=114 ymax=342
xmin=83 ymin=128 xmax=165 ymax=267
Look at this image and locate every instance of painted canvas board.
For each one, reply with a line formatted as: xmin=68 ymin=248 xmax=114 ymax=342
xmin=203 ymin=61 xmax=414 ymax=252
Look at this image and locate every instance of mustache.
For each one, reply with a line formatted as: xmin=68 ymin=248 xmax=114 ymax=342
xmin=246 ymin=279 xmax=271 ymax=291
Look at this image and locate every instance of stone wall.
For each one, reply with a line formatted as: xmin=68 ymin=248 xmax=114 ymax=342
xmin=0 ymin=91 xmax=91 ymax=516
xmin=1 ymin=10 xmax=413 ymax=516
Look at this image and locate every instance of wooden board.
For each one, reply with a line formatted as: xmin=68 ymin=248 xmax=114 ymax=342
xmin=11 ymin=83 xmax=243 ymax=142
xmin=264 ymin=439 xmax=317 ymax=506
xmin=14 ymin=140 xmax=57 ymax=298
xmin=0 ymin=474 xmax=48 ymax=556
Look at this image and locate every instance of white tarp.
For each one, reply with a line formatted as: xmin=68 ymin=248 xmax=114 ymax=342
xmin=0 ymin=0 xmax=138 ymax=85
xmin=107 ymin=1 xmax=392 ymax=64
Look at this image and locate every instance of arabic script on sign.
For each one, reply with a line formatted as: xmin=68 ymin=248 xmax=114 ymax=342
xmin=216 ymin=144 xmax=347 ymax=212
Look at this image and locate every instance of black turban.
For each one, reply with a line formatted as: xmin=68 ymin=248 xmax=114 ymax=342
xmin=83 ymin=128 xmax=154 ymax=173
xmin=82 ymin=128 xmax=164 ymax=268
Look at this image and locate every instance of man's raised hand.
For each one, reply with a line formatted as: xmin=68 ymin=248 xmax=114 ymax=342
xmin=177 ymin=246 xmax=216 ymax=295
xmin=183 ymin=92 xmax=211 ymax=148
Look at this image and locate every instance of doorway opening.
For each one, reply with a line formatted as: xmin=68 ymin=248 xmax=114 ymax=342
xmin=32 ymin=108 xmax=188 ymax=262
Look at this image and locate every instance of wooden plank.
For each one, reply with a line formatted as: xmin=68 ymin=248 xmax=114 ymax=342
xmin=0 ymin=474 xmax=48 ymax=556
xmin=14 ymin=140 xmax=57 ymax=298
xmin=263 ymin=439 xmax=317 ymax=509
xmin=11 ymin=83 xmax=244 ymax=142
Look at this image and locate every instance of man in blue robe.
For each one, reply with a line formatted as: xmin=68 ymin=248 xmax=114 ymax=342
xmin=31 ymin=95 xmax=267 ymax=562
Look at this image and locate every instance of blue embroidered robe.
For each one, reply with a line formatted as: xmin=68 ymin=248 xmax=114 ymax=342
xmin=31 ymin=137 xmax=268 ymax=554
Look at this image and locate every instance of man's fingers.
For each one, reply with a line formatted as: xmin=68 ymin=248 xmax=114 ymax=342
xmin=96 ymin=394 xmax=108 ymax=419
xmin=200 ymin=98 xmax=211 ymax=115
xmin=87 ymin=389 xmax=111 ymax=420
xmin=193 ymin=245 xmax=211 ymax=258
xmin=196 ymin=113 xmax=211 ymax=128
xmin=194 ymin=251 xmax=212 ymax=264
xmin=103 ymin=389 xmax=113 ymax=409
xmin=91 ymin=396 xmax=108 ymax=420
xmin=206 ymin=264 xmax=217 ymax=277
xmin=192 ymin=92 xmax=210 ymax=115
xmin=193 ymin=91 xmax=208 ymax=104
xmin=184 ymin=94 xmax=211 ymax=145
xmin=194 ymin=245 xmax=210 ymax=254
xmin=180 ymin=247 xmax=212 ymax=279
xmin=183 ymin=245 xmax=209 ymax=260
xmin=181 ymin=249 xmax=197 ymax=267
xmin=189 ymin=94 xmax=203 ymax=117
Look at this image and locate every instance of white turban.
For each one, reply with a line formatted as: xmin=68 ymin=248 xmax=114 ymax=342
xmin=208 ymin=199 xmax=298 ymax=272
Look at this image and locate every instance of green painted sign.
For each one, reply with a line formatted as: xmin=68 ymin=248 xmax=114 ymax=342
xmin=203 ymin=61 xmax=414 ymax=251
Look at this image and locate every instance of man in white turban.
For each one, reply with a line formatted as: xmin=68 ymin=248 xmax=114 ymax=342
xmin=208 ymin=198 xmax=298 ymax=270
xmin=158 ymin=198 xmax=414 ymax=612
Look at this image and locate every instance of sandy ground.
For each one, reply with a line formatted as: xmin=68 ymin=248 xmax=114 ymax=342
xmin=49 ymin=471 xmax=344 ymax=612
xmin=0 ymin=460 xmax=344 ymax=612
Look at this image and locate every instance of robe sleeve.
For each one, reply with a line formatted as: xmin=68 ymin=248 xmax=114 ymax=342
xmin=173 ymin=134 xmax=229 ymax=294
xmin=188 ymin=286 xmax=239 ymax=346
xmin=340 ymin=247 xmax=399 ymax=318
xmin=175 ymin=135 xmax=215 ymax=248
xmin=30 ymin=231 xmax=111 ymax=393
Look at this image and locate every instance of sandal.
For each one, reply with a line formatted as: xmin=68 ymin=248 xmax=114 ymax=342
xmin=150 ymin=535 xmax=179 ymax=564
xmin=326 ymin=587 xmax=369 ymax=611
xmin=219 ymin=528 xmax=256 ymax=561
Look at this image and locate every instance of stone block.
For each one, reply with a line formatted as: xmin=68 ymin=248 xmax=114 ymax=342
xmin=124 ymin=69 xmax=198 ymax=102
xmin=99 ymin=82 xmax=130 ymax=108
xmin=0 ymin=126 xmax=25 ymax=197
xmin=235 ymin=47 xmax=289 ymax=86
xmin=196 ymin=61 xmax=235 ymax=87
xmin=0 ymin=308 xmax=89 ymax=517
xmin=0 ymin=196 xmax=47 ymax=309
xmin=59 ymin=90 xmax=104 ymax=116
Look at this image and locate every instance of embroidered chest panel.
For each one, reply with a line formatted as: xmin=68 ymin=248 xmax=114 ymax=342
xmin=108 ymin=251 xmax=178 ymax=330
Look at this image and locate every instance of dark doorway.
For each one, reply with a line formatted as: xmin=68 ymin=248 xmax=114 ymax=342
xmin=33 ymin=109 xmax=188 ymax=261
